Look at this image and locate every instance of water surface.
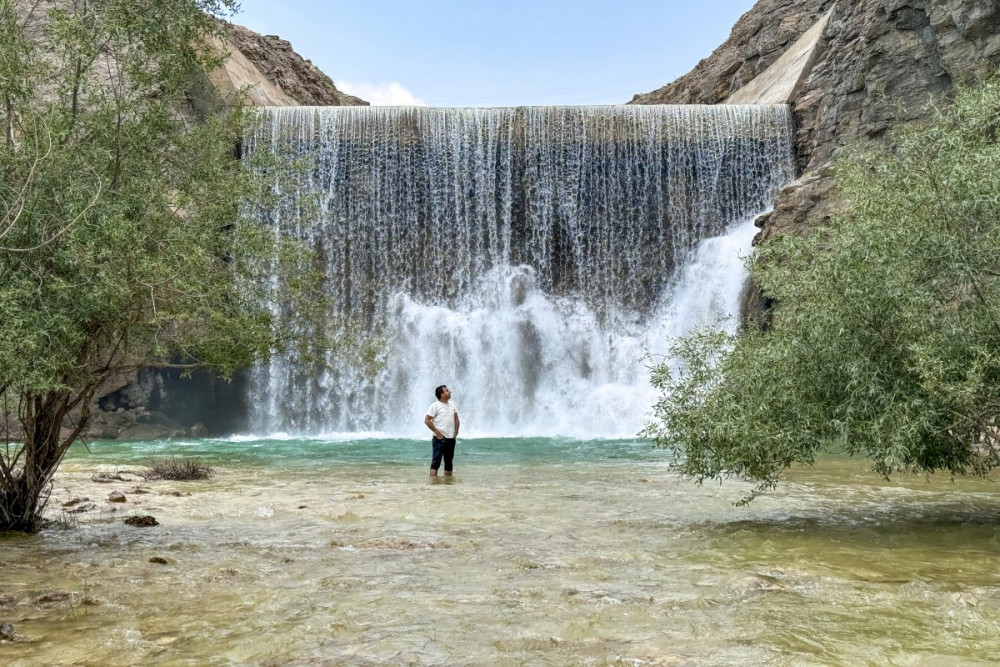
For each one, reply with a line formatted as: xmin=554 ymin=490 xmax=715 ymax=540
xmin=2 ymin=437 xmax=999 ymax=665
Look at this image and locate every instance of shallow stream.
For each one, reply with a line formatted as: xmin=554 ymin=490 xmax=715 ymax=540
xmin=2 ymin=436 xmax=999 ymax=665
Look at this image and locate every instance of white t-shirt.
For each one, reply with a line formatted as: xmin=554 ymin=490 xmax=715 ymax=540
xmin=426 ymin=400 xmax=459 ymax=439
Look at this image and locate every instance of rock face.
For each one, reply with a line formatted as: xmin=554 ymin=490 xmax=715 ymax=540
xmin=631 ymin=0 xmax=836 ymax=106
xmin=223 ymin=24 xmax=367 ymax=107
xmin=632 ymin=0 xmax=1000 ymax=255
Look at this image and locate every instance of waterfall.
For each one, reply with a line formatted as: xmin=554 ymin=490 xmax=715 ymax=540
xmin=246 ymin=105 xmax=793 ymax=437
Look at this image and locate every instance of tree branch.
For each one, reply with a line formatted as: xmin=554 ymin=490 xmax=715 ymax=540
xmin=0 ymin=167 xmax=102 ymax=253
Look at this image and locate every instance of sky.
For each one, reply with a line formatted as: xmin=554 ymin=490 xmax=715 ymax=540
xmin=231 ymin=1 xmax=760 ymax=107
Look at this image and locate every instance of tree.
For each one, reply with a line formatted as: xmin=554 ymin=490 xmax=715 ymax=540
xmin=0 ymin=0 xmax=326 ymax=532
xmin=644 ymin=77 xmax=1000 ymax=502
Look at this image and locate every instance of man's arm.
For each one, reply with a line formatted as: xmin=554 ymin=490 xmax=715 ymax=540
xmin=425 ymin=414 xmax=445 ymax=439
xmin=453 ymin=412 xmax=460 ymax=438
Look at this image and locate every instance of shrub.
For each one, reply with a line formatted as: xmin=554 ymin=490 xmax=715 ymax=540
xmin=143 ymin=456 xmax=214 ymax=481
xmin=645 ymin=76 xmax=1000 ymax=501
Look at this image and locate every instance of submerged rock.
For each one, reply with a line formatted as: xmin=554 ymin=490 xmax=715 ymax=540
xmin=0 ymin=623 xmax=14 ymax=641
xmin=124 ymin=515 xmax=158 ymax=527
xmin=731 ymin=574 xmax=787 ymax=595
xmin=92 ymin=471 xmax=142 ymax=483
xmin=65 ymin=502 xmax=96 ymax=514
xmin=355 ymin=538 xmax=452 ymax=550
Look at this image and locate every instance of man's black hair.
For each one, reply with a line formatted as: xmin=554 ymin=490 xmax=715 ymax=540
xmin=435 ymin=385 xmax=448 ymax=400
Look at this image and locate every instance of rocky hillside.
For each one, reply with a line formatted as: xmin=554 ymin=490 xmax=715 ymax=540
xmin=631 ymin=0 xmax=835 ymax=106
xmin=223 ymin=23 xmax=368 ymax=107
xmin=632 ymin=0 xmax=1000 ymax=275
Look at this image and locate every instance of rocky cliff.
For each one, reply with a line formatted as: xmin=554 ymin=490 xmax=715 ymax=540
xmin=631 ymin=0 xmax=836 ymax=106
xmin=222 ymin=24 xmax=368 ymax=107
xmin=632 ymin=0 xmax=1000 ymax=320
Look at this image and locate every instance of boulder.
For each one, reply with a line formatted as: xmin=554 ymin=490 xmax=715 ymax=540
xmin=124 ymin=515 xmax=158 ymax=527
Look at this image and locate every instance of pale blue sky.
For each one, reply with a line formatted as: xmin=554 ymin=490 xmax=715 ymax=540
xmin=232 ymin=1 xmax=759 ymax=107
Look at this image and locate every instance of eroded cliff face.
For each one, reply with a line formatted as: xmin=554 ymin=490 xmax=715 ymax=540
xmin=632 ymin=0 xmax=1000 ymax=324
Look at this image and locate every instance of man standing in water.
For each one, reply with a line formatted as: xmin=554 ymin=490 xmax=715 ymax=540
xmin=424 ymin=385 xmax=459 ymax=476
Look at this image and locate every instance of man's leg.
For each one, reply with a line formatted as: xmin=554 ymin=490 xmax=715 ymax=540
xmin=430 ymin=437 xmax=443 ymax=476
xmin=443 ymin=438 xmax=456 ymax=476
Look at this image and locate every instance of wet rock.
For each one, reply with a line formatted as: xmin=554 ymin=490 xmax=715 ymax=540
xmin=65 ymin=502 xmax=96 ymax=514
xmin=124 ymin=515 xmax=158 ymax=527
xmin=731 ymin=575 xmax=786 ymax=595
xmin=356 ymin=538 xmax=452 ymax=550
xmin=127 ymin=487 xmax=151 ymax=494
xmin=92 ymin=471 xmax=142 ymax=483
xmin=62 ymin=497 xmax=90 ymax=507
xmin=297 ymin=505 xmax=308 ymax=509
xmin=37 ymin=591 xmax=72 ymax=604
xmin=149 ymin=556 xmax=168 ymax=565
xmin=0 ymin=594 xmax=17 ymax=607
xmin=0 ymin=623 xmax=14 ymax=641
xmin=210 ymin=568 xmax=242 ymax=580
xmin=108 ymin=491 xmax=127 ymax=503
xmin=188 ymin=423 xmax=208 ymax=438
xmin=118 ymin=423 xmax=172 ymax=441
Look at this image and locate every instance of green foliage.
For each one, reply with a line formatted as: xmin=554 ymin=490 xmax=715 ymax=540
xmin=0 ymin=0 xmax=334 ymax=531
xmin=645 ymin=77 xmax=1000 ymax=501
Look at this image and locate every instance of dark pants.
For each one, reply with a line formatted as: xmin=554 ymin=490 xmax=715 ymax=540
xmin=431 ymin=437 xmax=456 ymax=472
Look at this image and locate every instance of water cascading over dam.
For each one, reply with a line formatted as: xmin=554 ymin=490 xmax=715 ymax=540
xmin=246 ymin=105 xmax=793 ymax=437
